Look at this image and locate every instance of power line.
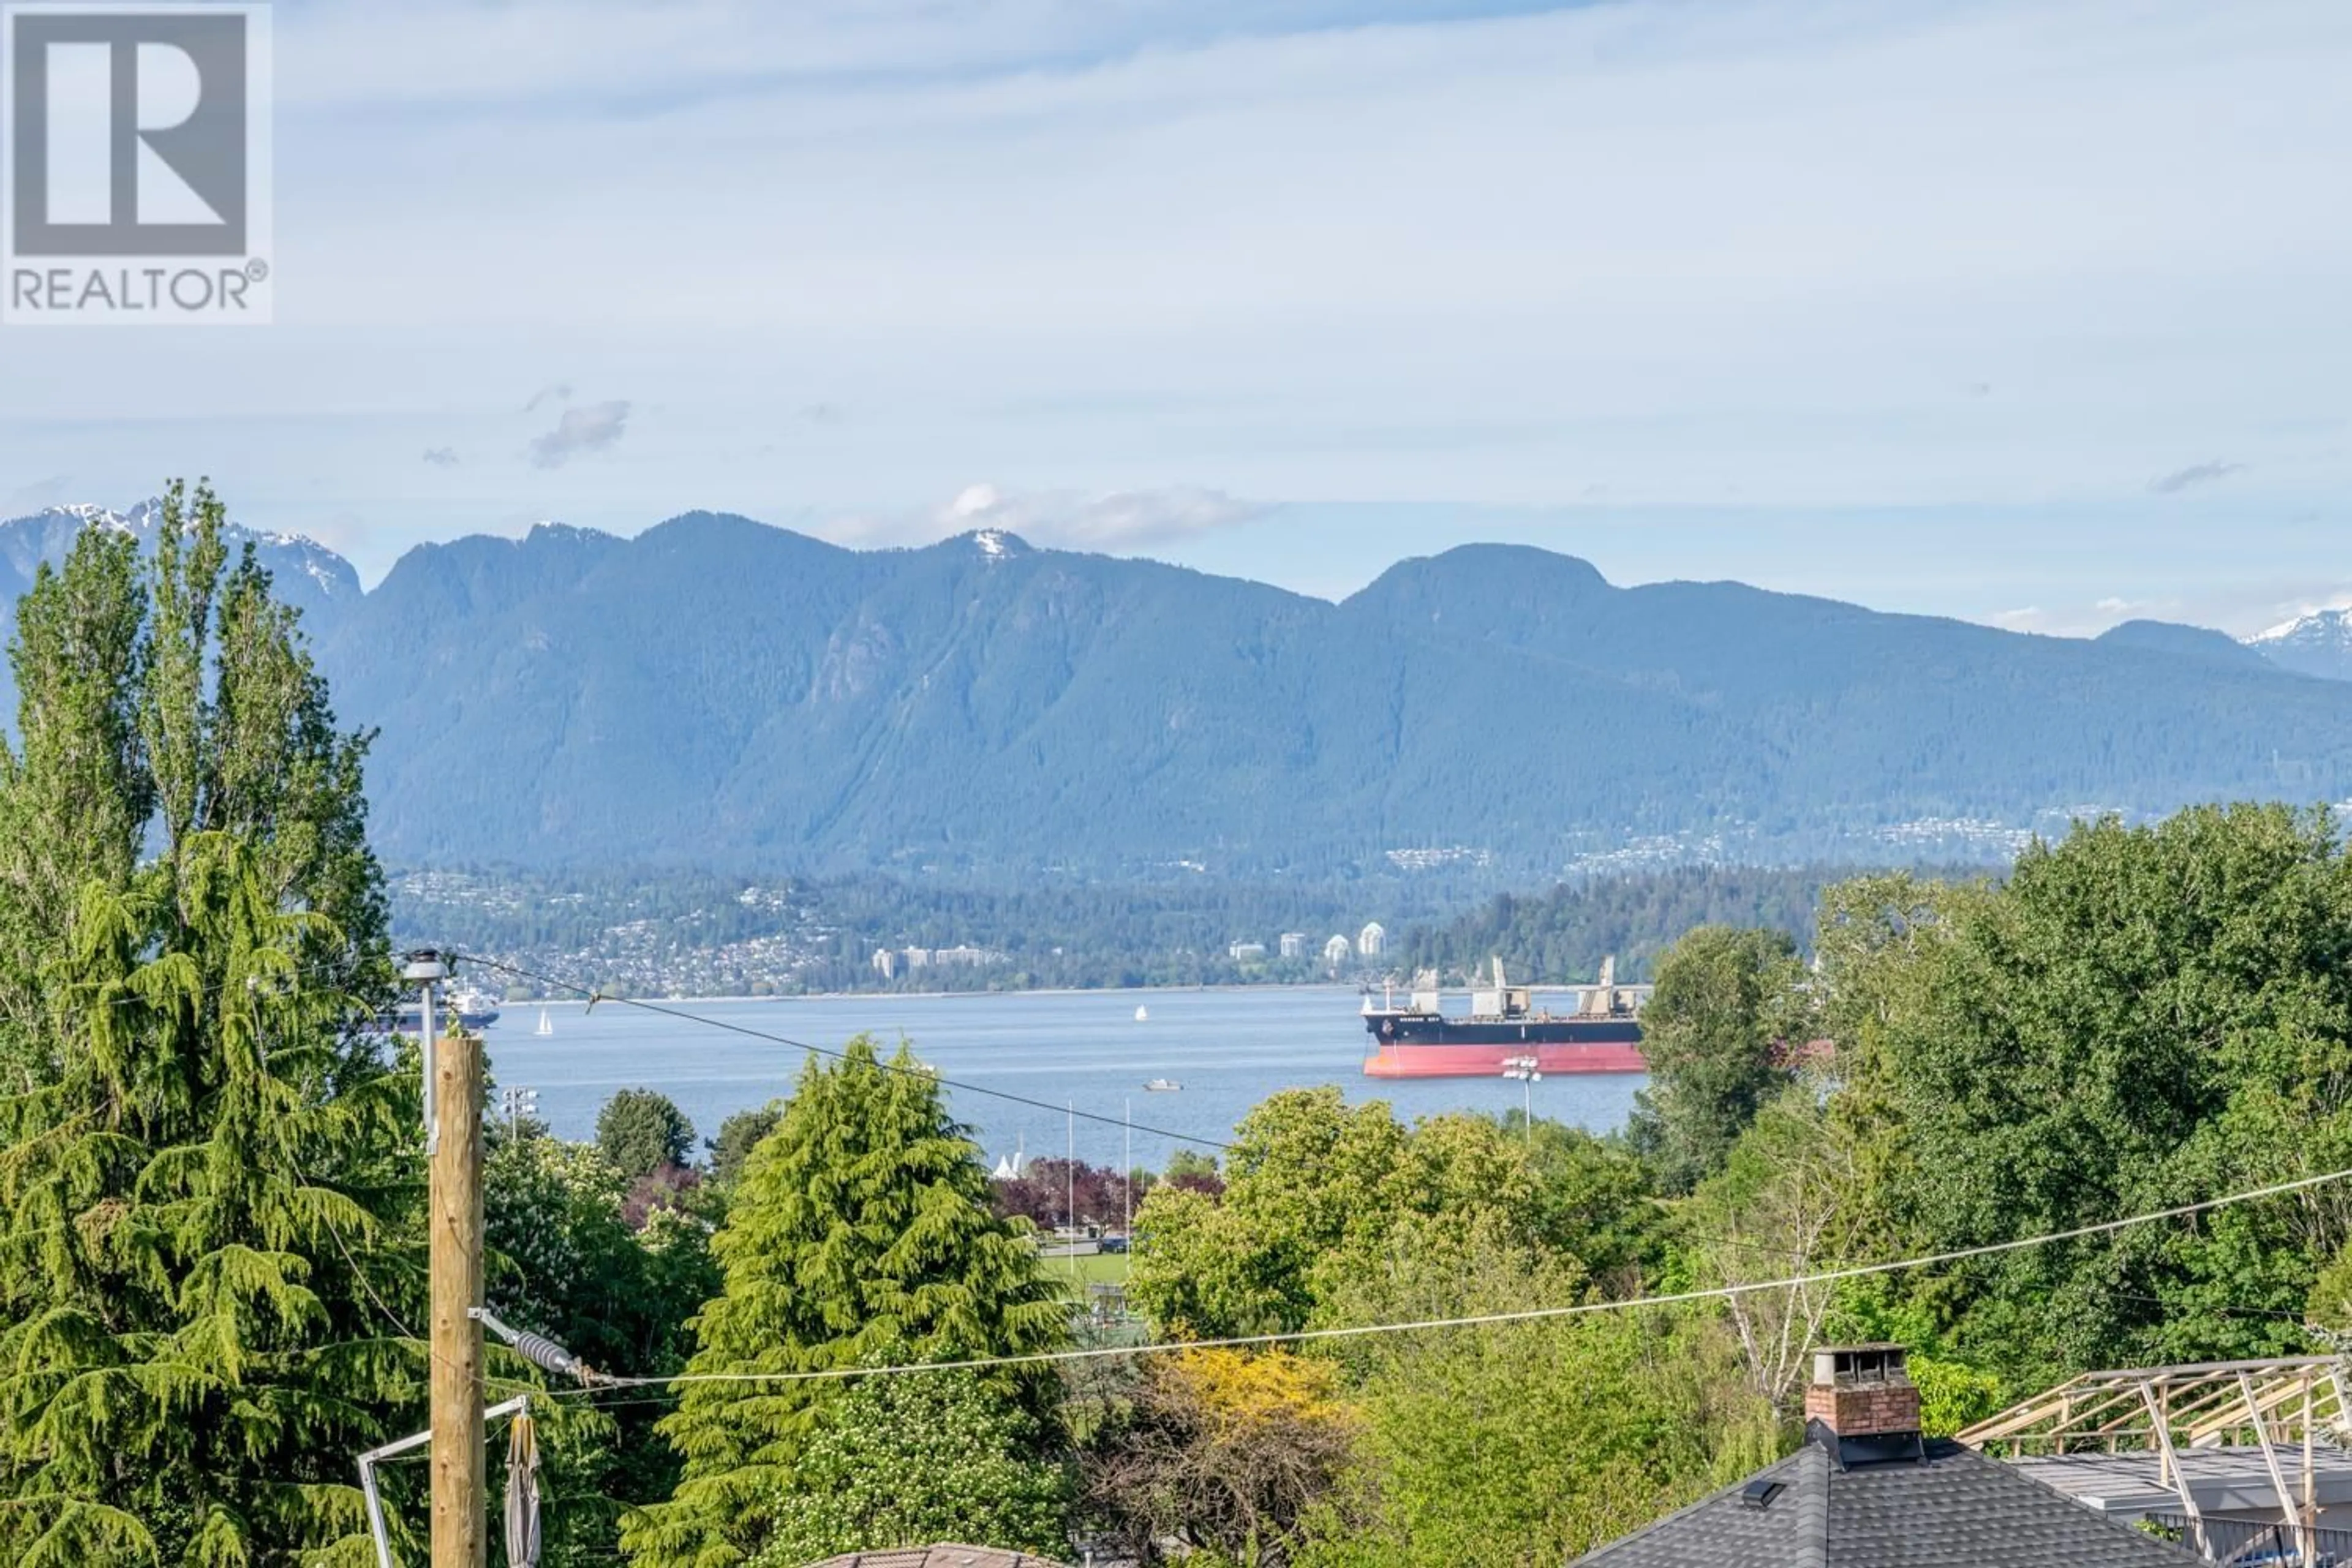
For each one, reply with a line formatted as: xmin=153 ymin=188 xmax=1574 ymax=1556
xmin=450 ymin=952 xmax=1237 ymax=1153
xmin=546 ymin=1161 xmax=2352 ymax=1400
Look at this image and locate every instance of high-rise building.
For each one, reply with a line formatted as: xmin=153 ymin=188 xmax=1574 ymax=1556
xmin=1229 ymin=940 xmax=1267 ymax=962
xmin=1324 ymin=933 xmax=1353 ymax=966
xmin=1279 ymin=932 xmax=1308 ymax=959
xmin=871 ymin=948 xmax=897 ymax=980
xmin=1358 ymin=921 xmax=1387 ymax=957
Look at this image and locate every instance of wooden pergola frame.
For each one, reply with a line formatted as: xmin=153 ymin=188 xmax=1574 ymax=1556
xmin=1959 ymin=1354 xmax=2352 ymax=1561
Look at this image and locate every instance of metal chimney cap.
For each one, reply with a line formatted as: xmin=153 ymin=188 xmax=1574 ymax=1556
xmin=401 ymin=949 xmax=449 ymax=982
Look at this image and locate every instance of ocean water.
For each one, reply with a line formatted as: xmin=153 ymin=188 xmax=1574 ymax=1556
xmin=483 ymin=984 xmax=1647 ymax=1171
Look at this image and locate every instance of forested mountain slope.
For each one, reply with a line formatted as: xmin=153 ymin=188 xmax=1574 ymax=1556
xmin=9 ymin=505 xmax=2351 ymax=874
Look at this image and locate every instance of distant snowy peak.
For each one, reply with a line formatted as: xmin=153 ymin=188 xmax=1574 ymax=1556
xmin=0 ymin=501 xmax=363 ymax=614
xmin=965 ymin=527 xmax=1031 ymax=561
xmin=2244 ymin=608 xmax=2352 ymax=683
xmin=2250 ymin=606 xmax=2352 ymax=650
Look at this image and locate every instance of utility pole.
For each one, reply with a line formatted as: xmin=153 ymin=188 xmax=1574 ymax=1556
xmin=431 ymin=1025 xmax=486 ymax=1567
xmin=407 ymin=945 xmax=488 ymax=1568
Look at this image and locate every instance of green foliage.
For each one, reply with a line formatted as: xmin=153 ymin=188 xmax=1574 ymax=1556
xmin=1398 ymin=866 xmax=1847 ymax=984
xmin=1165 ymin=1147 xmax=1219 ymax=1182
xmin=706 ymin=1104 xmax=782 ymax=1187
xmin=745 ymin=1371 xmax=1071 ymax=1566
xmin=485 ymin=1133 xmax=719 ymax=1550
xmin=620 ymin=1036 xmax=1068 ymax=1568
xmin=1676 ymin=1086 xmax=1877 ymax=1412
xmin=1626 ymin=925 xmax=1813 ymax=1193
xmin=1828 ymin=805 xmax=2352 ymax=1382
xmin=598 ymin=1088 xmax=697 ymax=1180
xmin=1130 ymin=1090 xmax=1555 ymax=1340
xmin=1297 ymin=1292 xmax=1776 ymax=1568
xmin=1513 ymin=1118 xmax=1664 ymax=1292
xmin=0 ymin=482 xmax=412 ymax=1566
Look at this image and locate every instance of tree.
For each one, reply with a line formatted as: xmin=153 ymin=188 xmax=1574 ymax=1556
xmin=486 ymin=1134 xmax=719 ymax=1552
xmin=1166 ymin=1148 xmax=1219 ymax=1182
xmin=620 ymin=1036 xmax=1068 ymax=1567
xmin=748 ymin=1371 xmax=1070 ymax=1566
xmin=995 ymin=1157 xmax=1140 ymax=1231
xmin=706 ymin=1103 xmax=781 ymax=1186
xmin=598 ymin=1087 xmax=696 ymax=1180
xmin=1679 ymin=1086 xmax=1871 ymax=1412
xmin=1514 ymin=1118 xmax=1664 ymax=1294
xmin=1811 ymin=806 xmax=2352 ymax=1382
xmin=1128 ymin=1089 xmax=1553 ymax=1340
xmin=1626 ymin=925 xmax=1811 ymax=1193
xmin=0 ymin=484 xmax=415 ymax=1565
xmin=1082 ymin=1349 xmax=1359 ymax=1568
xmin=1296 ymin=1297 xmax=1774 ymax=1568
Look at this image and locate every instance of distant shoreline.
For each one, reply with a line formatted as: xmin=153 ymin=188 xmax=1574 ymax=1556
xmin=510 ymin=979 xmax=1360 ymax=1008
xmin=501 ymin=979 xmax=1594 ymax=1009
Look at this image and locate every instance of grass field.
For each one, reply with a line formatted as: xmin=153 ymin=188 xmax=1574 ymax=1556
xmin=1039 ymin=1250 xmax=1133 ymax=1292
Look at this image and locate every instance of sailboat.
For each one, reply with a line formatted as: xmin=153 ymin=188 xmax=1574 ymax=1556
xmin=535 ymin=1008 xmax=552 ymax=1037
xmin=1134 ymin=1004 xmax=1149 ymax=1022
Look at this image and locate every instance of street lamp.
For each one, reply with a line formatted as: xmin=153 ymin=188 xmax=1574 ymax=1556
xmin=1501 ymin=1054 xmax=1542 ymax=1139
xmin=401 ymin=949 xmax=448 ymax=1155
xmin=501 ymin=1085 xmax=539 ymax=1139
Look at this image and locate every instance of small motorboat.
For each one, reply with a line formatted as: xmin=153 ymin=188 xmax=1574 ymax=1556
xmin=1144 ymin=1078 xmax=1181 ymax=1092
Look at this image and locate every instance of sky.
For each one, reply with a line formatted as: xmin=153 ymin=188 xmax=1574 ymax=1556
xmin=0 ymin=0 xmax=2346 ymax=637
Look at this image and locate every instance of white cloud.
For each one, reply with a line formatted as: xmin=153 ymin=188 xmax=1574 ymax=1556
xmin=527 ymin=402 xmax=632 ymax=469
xmin=829 ymin=482 xmax=1265 ymax=552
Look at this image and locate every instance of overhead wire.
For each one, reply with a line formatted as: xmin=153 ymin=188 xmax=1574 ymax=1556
xmin=450 ymin=951 xmax=1238 ymax=1152
xmin=540 ymin=1160 xmax=2352 ymax=1400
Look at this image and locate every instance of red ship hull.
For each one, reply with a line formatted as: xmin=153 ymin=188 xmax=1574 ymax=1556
xmin=1361 ymin=1040 xmax=1648 ymax=1079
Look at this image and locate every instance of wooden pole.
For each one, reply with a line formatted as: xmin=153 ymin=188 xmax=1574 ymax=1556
xmin=430 ymin=1028 xmax=486 ymax=1568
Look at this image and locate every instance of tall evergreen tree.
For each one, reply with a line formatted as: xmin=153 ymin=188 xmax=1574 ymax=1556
xmin=0 ymin=483 xmax=418 ymax=1564
xmin=621 ymin=1036 xmax=1068 ymax=1567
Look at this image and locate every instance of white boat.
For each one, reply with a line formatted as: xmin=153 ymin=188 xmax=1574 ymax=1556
xmin=535 ymin=1008 xmax=552 ymax=1037
xmin=1144 ymin=1078 xmax=1181 ymax=1092
xmin=1134 ymin=1005 xmax=1150 ymax=1022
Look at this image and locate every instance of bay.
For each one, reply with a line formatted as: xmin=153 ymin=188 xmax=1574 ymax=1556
xmin=484 ymin=984 xmax=1646 ymax=1172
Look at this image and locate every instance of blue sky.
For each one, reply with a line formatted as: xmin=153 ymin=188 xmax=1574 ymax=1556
xmin=0 ymin=0 xmax=2346 ymax=635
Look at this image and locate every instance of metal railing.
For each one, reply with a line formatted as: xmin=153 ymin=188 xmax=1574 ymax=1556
xmin=2144 ymin=1513 xmax=2352 ymax=1566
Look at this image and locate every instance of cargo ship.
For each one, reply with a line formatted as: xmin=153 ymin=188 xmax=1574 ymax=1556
xmin=1361 ymin=957 xmax=1647 ymax=1079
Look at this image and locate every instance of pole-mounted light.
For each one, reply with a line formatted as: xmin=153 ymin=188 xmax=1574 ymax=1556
xmin=402 ymin=949 xmax=448 ymax=1153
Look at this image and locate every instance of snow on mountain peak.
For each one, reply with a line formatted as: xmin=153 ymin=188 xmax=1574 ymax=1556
xmin=3 ymin=500 xmax=358 ymax=601
xmin=2248 ymin=606 xmax=2352 ymax=649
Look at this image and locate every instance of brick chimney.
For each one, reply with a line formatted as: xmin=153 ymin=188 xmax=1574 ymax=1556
xmin=1804 ymin=1344 xmax=1921 ymax=1439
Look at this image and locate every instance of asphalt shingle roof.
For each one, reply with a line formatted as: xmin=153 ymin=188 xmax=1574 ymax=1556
xmin=1575 ymin=1438 xmax=2205 ymax=1568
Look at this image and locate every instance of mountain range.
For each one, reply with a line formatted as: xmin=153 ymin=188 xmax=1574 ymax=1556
xmin=3 ymin=503 xmax=2351 ymax=876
